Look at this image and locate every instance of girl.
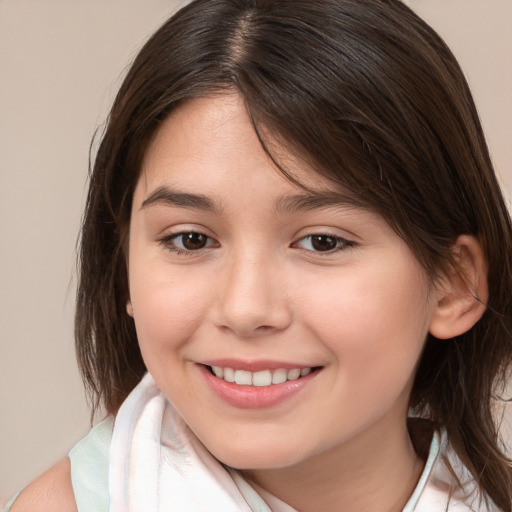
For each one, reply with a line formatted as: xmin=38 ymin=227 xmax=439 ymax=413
xmin=6 ymin=0 xmax=512 ymax=510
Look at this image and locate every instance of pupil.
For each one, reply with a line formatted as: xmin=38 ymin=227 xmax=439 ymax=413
xmin=183 ymin=233 xmax=207 ymax=250
xmin=311 ymin=235 xmax=336 ymax=252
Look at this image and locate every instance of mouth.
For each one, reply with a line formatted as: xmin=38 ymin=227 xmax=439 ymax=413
xmin=200 ymin=363 xmax=321 ymax=409
xmin=207 ymin=365 xmax=319 ymax=387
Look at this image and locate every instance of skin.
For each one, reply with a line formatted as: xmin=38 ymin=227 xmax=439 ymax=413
xmin=126 ymin=93 xmax=442 ymax=512
xmin=9 ymin=459 xmax=75 ymax=512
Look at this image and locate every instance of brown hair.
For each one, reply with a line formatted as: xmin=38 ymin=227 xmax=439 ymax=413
xmin=76 ymin=0 xmax=512 ymax=508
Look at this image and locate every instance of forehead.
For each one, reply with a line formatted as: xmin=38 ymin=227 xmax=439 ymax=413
xmin=136 ymin=93 xmax=350 ymax=199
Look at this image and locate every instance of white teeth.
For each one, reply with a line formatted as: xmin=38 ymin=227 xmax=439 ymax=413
xmin=287 ymin=368 xmax=301 ymax=381
xmin=234 ymin=370 xmax=252 ymax=385
xmin=212 ymin=366 xmax=224 ymax=378
xmin=272 ymin=368 xmax=288 ymax=384
xmin=223 ymin=367 xmax=235 ymax=383
xmin=253 ymin=370 xmax=272 ymax=387
xmin=211 ymin=366 xmax=313 ymax=386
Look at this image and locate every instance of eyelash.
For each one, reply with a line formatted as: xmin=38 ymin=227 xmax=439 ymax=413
xmin=293 ymin=234 xmax=354 ymax=254
xmin=158 ymin=231 xmax=354 ymax=256
xmin=158 ymin=232 xmax=218 ymax=256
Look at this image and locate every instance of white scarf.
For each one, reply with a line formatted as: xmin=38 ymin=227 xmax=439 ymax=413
xmin=106 ymin=373 xmax=496 ymax=512
xmin=108 ymin=372 xmax=277 ymax=512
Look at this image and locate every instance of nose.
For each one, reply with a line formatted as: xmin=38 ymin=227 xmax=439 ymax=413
xmin=212 ymin=251 xmax=292 ymax=338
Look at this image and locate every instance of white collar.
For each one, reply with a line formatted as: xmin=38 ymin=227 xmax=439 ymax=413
xmin=109 ymin=373 xmax=495 ymax=511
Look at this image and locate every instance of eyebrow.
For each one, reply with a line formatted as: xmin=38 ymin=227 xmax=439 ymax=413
xmin=140 ymin=186 xmax=361 ymax=214
xmin=141 ymin=186 xmax=221 ymax=212
xmin=274 ymin=191 xmax=361 ymax=213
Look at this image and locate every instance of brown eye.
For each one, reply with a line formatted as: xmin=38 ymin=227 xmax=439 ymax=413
xmin=295 ymin=234 xmax=352 ymax=253
xmin=161 ymin=231 xmax=217 ymax=254
xmin=310 ymin=235 xmax=338 ymax=252
xmin=181 ymin=232 xmax=209 ymax=250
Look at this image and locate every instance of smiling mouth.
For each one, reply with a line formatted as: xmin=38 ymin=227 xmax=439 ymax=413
xmin=208 ymin=365 xmax=319 ymax=387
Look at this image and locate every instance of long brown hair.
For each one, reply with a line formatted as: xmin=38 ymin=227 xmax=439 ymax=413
xmin=76 ymin=0 xmax=512 ymax=508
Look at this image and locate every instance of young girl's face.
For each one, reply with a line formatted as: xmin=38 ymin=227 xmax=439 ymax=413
xmin=128 ymin=93 xmax=439 ymax=472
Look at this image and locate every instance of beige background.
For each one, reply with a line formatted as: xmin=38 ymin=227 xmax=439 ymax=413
xmin=0 ymin=0 xmax=511 ymax=503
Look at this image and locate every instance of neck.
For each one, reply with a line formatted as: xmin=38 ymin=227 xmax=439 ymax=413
xmin=242 ymin=417 xmax=426 ymax=512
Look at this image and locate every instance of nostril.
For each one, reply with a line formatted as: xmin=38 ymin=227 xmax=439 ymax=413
xmin=217 ymin=322 xmax=286 ymax=339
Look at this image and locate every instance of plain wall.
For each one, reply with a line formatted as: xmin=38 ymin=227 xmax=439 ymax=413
xmin=1 ymin=0 xmax=511 ymax=503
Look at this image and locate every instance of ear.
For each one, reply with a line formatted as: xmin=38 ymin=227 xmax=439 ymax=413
xmin=429 ymin=235 xmax=488 ymax=339
xmin=127 ymin=300 xmax=134 ymax=317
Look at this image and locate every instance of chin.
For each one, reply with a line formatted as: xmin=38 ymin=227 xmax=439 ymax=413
xmin=206 ymin=439 xmax=310 ymax=471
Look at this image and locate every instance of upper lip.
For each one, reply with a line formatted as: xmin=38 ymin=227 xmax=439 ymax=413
xmin=200 ymin=358 xmax=320 ymax=372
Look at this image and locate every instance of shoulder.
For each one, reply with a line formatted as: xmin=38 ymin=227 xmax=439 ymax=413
xmin=10 ymin=458 xmax=77 ymax=512
xmin=8 ymin=419 xmax=113 ymax=512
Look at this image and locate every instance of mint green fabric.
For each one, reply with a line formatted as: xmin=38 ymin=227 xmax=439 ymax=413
xmin=1 ymin=419 xmax=112 ymax=512
xmin=2 ymin=491 xmax=21 ymax=512
xmin=68 ymin=417 xmax=113 ymax=512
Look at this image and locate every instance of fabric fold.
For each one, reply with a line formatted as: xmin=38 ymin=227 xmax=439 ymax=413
xmin=101 ymin=372 xmax=496 ymax=511
xmin=108 ymin=373 xmax=270 ymax=512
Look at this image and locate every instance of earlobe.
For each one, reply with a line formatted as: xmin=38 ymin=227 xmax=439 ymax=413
xmin=127 ymin=300 xmax=134 ymax=317
xmin=429 ymin=235 xmax=488 ymax=340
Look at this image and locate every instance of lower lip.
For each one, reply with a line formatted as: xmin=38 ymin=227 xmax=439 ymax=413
xmin=199 ymin=365 xmax=318 ymax=409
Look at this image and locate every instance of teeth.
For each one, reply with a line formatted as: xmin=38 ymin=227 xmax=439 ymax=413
xmin=253 ymin=370 xmax=272 ymax=387
xmin=272 ymin=368 xmax=287 ymax=384
xmin=234 ymin=370 xmax=252 ymax=385
xmin=287 ymin=369 xmax=301 ymax=381
xmin=210 ymin=366 xmax=313 ymax=387
xmin=212 ymin=366 xmax=224 ymax=378
xmin=223 ymin=367 xmax=235 ymax=383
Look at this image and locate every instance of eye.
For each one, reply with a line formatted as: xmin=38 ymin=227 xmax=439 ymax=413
xmin=294 ymin=234 xmax=352 ymax=253
xmin=160 ymin=231 xmax=217 ymax=254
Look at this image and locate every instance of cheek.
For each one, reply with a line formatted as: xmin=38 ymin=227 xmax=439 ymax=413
xmin=299 ymin=259 xmax=432 ymax=378
xmin=128 ymin=252 xmax=210 ymax=356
